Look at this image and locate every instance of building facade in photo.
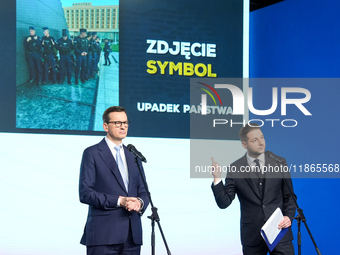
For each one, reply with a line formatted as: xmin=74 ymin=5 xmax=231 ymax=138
xmin=63 ymin=2 xmax=119 ymax=43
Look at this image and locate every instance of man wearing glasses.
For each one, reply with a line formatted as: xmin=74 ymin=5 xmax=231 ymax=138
xmin=79 ymin=106 xmax=149 ymax=255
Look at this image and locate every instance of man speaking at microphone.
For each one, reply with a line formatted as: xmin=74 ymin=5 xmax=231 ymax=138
xmin=211 ymin=123 xmax=296 ymax=255
xmin=79 ymin=106 xmax=149 ymax=255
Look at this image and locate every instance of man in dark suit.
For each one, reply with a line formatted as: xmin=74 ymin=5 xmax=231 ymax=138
xmin=79 ymin=106 xmax=149 ymax=255
xmin=211 ymin=124 xmax=296 ymax=255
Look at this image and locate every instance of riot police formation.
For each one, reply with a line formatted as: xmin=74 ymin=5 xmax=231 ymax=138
xmin=56 ymin=29 xmax=73 ymax=85
xmin=25 ymin=27 xmax=104 ymax=86
xmin=42 ymin=27 xmax=57 ymax=84
xmin=24 ymin=26 xmax=43 ymax=85
xmin=103 ymin=38 xmax=111 ymax=66
xmin=73 ymin=28 xmax=88 ymax=85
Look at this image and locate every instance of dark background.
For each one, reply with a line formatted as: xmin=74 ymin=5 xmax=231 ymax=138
xmin=119 ymin=0 xmax=243 ymax=138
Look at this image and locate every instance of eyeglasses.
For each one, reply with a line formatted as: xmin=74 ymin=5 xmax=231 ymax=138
xmin=107 ymin=121 xmax=131 ymax=127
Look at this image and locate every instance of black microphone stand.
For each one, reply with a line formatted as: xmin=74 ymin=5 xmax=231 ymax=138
xmin=134 ymin=157 xmax=172 ymax=255
xmin=266 ymin=151 xmax=321 ymax=255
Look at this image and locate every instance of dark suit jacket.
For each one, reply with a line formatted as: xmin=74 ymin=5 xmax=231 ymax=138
xmin=79 ymin=138 xmax=149 ymax=246
xmin=212 ymin=153 xmax=296 ymax=247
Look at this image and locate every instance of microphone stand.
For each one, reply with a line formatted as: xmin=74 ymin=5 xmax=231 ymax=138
xmin=266 ymin=151 xmax=321 ymax=255
xmin=134 ymin=157 xmax=172 ymax=255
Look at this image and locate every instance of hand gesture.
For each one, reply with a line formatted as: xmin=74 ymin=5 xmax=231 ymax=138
xmin=211 ymin=157 xmax=222 ymax=180
xmin=27 ymin=37 xmax=31 ymax=42
xmin=119 ymin=196 xmax=141 ymax=212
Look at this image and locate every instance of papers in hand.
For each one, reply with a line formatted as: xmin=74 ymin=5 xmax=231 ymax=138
xmin=261 ymin=207 xmax=288 ymax=252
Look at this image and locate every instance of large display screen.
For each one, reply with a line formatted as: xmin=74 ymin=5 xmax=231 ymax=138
xmin=4 ymin=0 xmax=245 ymax=138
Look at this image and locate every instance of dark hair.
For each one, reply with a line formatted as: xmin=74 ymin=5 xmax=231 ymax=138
xmin=102 ymin=106 xmax=126 ymax=123
xmin=239 ymin=123 xmax=261 ymax=142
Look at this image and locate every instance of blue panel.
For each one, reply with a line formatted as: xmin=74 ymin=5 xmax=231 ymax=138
xmin=250 ymin=1 xmax=340 ymax=253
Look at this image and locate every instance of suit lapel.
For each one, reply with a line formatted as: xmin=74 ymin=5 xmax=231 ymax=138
xmin=123 ymin=145 xmax=137 ymax=194
xmin=97 ymin=138 xmax=128 ymax=194
xmin=239 ymin=154 xmax=262 ymax=200
xmin=263 ymin=154 xmax=276 ymax=198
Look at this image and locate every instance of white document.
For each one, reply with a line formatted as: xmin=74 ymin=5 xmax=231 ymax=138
xmin=261 ymin=207 xmax=284 ymax=244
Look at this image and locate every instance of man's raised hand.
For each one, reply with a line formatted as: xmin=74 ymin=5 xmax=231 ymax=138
xmin=211 ymin=157 xmax=222 ymax=183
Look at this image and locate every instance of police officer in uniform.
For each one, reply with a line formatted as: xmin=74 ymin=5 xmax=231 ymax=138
xmin=103 ymin=38 xmax=111 ymax=66
xmin=41 ymin=27 xmax=57 ymax=84
xmin=24 ymin=26 xmax=43 ymax=85
xmin=56 ymin=29 xmax=73 ymax=85
xmin=85 ymin=32 xmax=93 ymax=80
xmin=73 ymin=28 xmax=88 ymax=85
xmin=90 ymin=32 xmax=98 ymax=75
xmin=95 ymin=36 xmax=101 ymax=69
xmin=42 ymin=27 xmax=57 ymax=84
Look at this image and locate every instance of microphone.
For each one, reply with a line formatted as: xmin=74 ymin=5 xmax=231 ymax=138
xmin=127 ymin=144 xmax=147 ymax=163
xmin=265 ymin=151 xmax=287 ymax=164
xmin=266 ymin=151 xmax=297 ymax=200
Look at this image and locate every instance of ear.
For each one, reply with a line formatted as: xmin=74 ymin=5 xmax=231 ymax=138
xmin=103 ymin=122 xmax=109 ymax=132
xmin=241 ymin=141 xmax=247 ymax=150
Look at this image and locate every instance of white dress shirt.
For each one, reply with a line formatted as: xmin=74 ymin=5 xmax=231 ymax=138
xmin=105 ymin=136 xmax=129 ymax=179
xmin=246 ymin=152 xmax=265 ymax=171
xmin=105 ymin=136 xmax=129 ymax=207
xmin=213 ymin=153 xmax=265 ymax=186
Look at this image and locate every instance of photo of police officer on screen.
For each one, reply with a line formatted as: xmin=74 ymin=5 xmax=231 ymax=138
xmin=56 ymin=29 xmax=73 ymax=85
xmin=24 ymin=26 xmax=43 ymax=86
xmin=73 ymin=28 xmax=88 ymax=85
xmin=103 ymin=38 xmax=111 ymax=66
xmin=41 ymin=27 xmax=57 ymax=84
xmin=90 ymin=32 xmax=99 ymax=75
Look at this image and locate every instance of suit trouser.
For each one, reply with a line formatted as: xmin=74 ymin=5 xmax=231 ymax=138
xmin=86 ymin=220 xmax=140 ymax=255
xmin=243 ymin=240 xmax=294 ymax=255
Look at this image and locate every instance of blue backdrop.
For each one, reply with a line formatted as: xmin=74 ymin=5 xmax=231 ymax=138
xmin=250 ymin=0 xmax=340 ymax=253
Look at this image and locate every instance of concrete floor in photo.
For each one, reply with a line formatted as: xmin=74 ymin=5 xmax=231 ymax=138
xmin=16 ymin=52 xmax=119 ymax=131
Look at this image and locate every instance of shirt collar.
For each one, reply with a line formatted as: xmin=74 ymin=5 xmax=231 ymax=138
xmin=105 ymin=136 xmax=123 ymax=150
xmin=247 ymin=152 xmax=265 ymax=165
